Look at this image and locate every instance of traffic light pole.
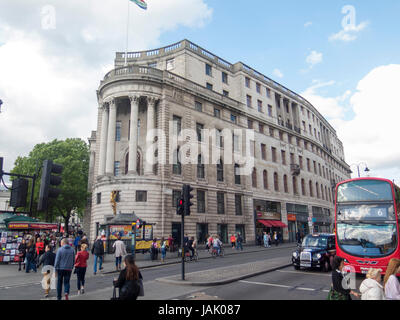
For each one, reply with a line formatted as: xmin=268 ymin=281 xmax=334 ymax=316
xmin=181 ymin=210 xmax=185 ymax=281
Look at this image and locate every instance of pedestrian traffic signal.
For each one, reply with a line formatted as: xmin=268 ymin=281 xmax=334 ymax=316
xmin=176 ymin=197 xmax=184 ymax=215
xmin=183 ymin=184 xmax=194 ymax=216
xmin=10 ymin=178 xmax=29 ymax=208
xmin=37 ymin=160 xmax=63 ymax=211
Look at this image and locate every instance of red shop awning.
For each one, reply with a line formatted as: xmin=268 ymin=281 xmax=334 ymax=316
xmin=258 ymin=219 xmax=274 ymax=227
xmin=270 ymin=220 xmax=288 ymax=228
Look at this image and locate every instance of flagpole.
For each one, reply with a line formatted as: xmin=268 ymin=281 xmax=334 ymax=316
xmin=124 ymin=0 xmax=130 ymax=66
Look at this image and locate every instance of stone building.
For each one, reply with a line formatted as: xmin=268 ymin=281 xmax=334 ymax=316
xmin=87 ymin=39 xmax=351 ymax=244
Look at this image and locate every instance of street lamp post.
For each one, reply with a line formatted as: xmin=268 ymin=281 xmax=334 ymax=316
xmin=350 ymin=162 xmax=370 ymax=178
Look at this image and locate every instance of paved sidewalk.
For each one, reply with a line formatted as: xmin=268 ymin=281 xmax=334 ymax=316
xmin=0 ymin=243 xmax=296 ymax=288
xmin=156 ymin=256 xmax=292 ymax=286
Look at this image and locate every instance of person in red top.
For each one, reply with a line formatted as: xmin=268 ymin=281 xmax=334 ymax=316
xmin=35 ymin=237 xmax=45 ymax=266
xmin=74 ymin=243 xmax=89 ymax=295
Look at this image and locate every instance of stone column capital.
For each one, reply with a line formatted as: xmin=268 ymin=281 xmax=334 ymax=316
xmin=146 ymin=96 xmax=158 ymax=106
xmin=129 ymin=95 xmax=140 ymax=104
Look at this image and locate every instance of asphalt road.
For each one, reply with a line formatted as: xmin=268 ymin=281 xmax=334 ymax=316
xmin=0 ymin=245 xmax=366 ymax=301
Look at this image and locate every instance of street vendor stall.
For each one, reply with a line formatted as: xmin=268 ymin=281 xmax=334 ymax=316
xmin=101 ymin=212 xmax=158 ymax=254
xmin=0 ymin=214 xmax=58 ymax=264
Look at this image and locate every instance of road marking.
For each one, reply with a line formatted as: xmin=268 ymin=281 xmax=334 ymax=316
xmin=0 ymin=282 xmax=41 ymax=289
xmin=277 ymin=270 xmax=331 ymax=277
xmin=239 ymin=280 xmax=329 ymax=293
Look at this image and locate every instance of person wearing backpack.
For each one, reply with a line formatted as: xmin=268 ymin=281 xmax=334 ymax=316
xmin=113 ymin=255 xmax=143 ymax=300
xmin=91 ymin=236 xmax=104 ymax=275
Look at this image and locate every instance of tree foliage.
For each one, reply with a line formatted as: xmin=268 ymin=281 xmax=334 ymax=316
xmin=11 ymin=138 xmax=90 ymax=232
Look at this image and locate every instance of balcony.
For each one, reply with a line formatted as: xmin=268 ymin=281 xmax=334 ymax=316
xmin=290 ymin=164 xmax=301 ymax=176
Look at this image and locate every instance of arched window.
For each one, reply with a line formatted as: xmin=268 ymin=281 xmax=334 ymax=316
xmin=217 ymin=159 xmax=224 ymax=182
xmin=252 ymin=168 xmax=257 ymax=188
xmin=316 ymin=182 xmax=320 ymax=198
xmin=197 ymin=154 xmax=205 ymax=179
xmin=309 ymin=180 xmax=313 ymax=197
xmin=263 ymin=170 xmax=268 ymax=189
xmin=136 ymin=151 xmax=141 ymax=175
xmin=321 ymin=184 xmax=324 ymax=200
xmin=274 ymin=172 xmax=279 ymax=191
xmin=283 ymin=174 xmax=288 ymax=193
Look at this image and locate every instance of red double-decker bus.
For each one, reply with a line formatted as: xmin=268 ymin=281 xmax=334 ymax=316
xmin=335 ymin=177 xmax=400 ymax=274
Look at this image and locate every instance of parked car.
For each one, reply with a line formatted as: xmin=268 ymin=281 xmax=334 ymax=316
xmin=292 ymin=233 xmax=336 ymax=272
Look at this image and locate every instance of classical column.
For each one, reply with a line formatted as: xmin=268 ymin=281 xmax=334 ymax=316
xmin=105 ymin=98 xmax=117 ymax=175
xmin=144 ymin=97 xmax=157 ymax=175
xmin=98 ymin=103 xmax=109 ymax=176
xmin=128 ymin=95 xmax=140 ymax=175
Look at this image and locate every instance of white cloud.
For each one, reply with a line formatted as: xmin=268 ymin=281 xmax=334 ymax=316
xmin=302 ymin=65 xmax=400 ymax=182
xmin=273 ymin=68 xmax=284 ymax=78
xmin=0 ymin=0 xmax=213 ymax=174
xmin=329 ymin=21 xmax=369 ymax=42
xmin=306 ymin=50 xmax=323 ymax=68
xmin=304 ymin=22 xmax=313 ymax=28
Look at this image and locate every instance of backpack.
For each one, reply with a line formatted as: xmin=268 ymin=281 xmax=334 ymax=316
xmin=120 ymin=280 xmax=140 ymax=300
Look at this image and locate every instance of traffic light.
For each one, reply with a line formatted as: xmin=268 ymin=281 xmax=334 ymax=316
xmin=183 ymin=184 xmax=194 ymax=216
xmin=37 ymin=160 xmax=63 ymax=211
xmin=176 ymin=197 xmax=184 ymax=215
xmin=10 ymin=178 xmax=29 ymax=208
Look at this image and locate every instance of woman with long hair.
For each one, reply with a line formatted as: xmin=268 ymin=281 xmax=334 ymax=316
xmin=25 ymin=238 xmax=37 ymax=273
xmin=74 ymin=243 xmax=89 ymax=295
xmin=113 ymin=255 xmax=143 ymax=300
xmin=383 ymin=258 xmax=400 ymax=300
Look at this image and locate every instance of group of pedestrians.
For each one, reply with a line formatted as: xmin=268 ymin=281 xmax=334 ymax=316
xmin=229 ymin=233 xmax=244 ymax=251
xmin=256 ymin=231 xmax=282 ymax=247
xmin=329 ymin=256 xmax=400 ymax=300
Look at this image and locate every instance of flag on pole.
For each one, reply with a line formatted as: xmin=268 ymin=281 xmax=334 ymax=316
xmin=130 ymin=0 xmax=147 ymax=10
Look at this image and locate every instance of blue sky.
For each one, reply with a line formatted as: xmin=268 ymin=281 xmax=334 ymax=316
xmin=157 ymin=0 xmax=400 ymax=109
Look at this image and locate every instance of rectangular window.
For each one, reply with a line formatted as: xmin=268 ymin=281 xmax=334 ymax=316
xmin=248 ymin=119 xmax=253 ymax=129
xmin=257 ymin=100 xmax=263 ymax=113
xmin=235 ymin=194 xmax=242 ymax=216
xmin=195 ymin=101 xmax=202 ymax=112
xmin=136 ymin=191 xmax=147 ymax=202
xmin=148 ymin=62 xmax=157 ymax=68
xmin=214 ymin=108 xmax=221 ymax=118
xmin=233 ymin=135 xmax=240 ymax=152
xmin=272 ymin=147 xmax=277 ymax=162
xmin=266 ymin=88 xmax=271 ymax=98
xmin=216 ymin=129 xmax=223 ymax=148
xmin=172 ymin=190 xmax=182 ymax=207
xmin=299 ymin=156 xmax=303 ymax=169
xmin=230 ymin=114 xmax=237 ymax=124
xmin=96 ymin=193 xmax=101 ymax=204
xmin=281 ymin=150 xmax=286 ymax=165
xmin=116 ymin=121 xmax=121 ymax=141
xmin=268 ymin=105 xmax=273 ymax=117
xmin=196 ymin=123 xmax=204 ymax=142
xmin=259 ymin=123 xmax=264 ymax=134
xmin=222 ymin=72 xmax=228 ymax=84
xmin=279 ymin=131 xmax=283 ymax=141
xmin=307 ymin=158 xmax=311 ymax=172
xmin=173 ymin=115 xmax=181 ymax=136
xmin=205 ymin=63 xmax=212 ymax=76
xmin=217 ymin=192 xmax=225 ymax=214
xmin=256 ymin=82 xmax=261 ymax=94
xmin=114 ymin=161 xmax=120 ymax=176
xmin=245 ymin=77 xmax=251 ymax=88
xmin=206 ymin=83 xmax=213 ymax=90
xmin=261 ymin=144 xmax=267 ymax=160
xmin=246 ymin=95 xmax=252 ymax=108
xmin=223 ymin=90 xmax=229 ymax=97
xmin=269 ymin=127 xmax=274 ymax=137
xmin=197 ymin=190 xmax=206 ymax=213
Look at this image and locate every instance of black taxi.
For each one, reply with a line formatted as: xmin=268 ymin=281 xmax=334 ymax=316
xmin=292 ymin=233 xmax=336 ymax=272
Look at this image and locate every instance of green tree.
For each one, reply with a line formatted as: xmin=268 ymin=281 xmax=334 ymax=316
xmin=11 ymin=138 xmax=90 ymax=233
